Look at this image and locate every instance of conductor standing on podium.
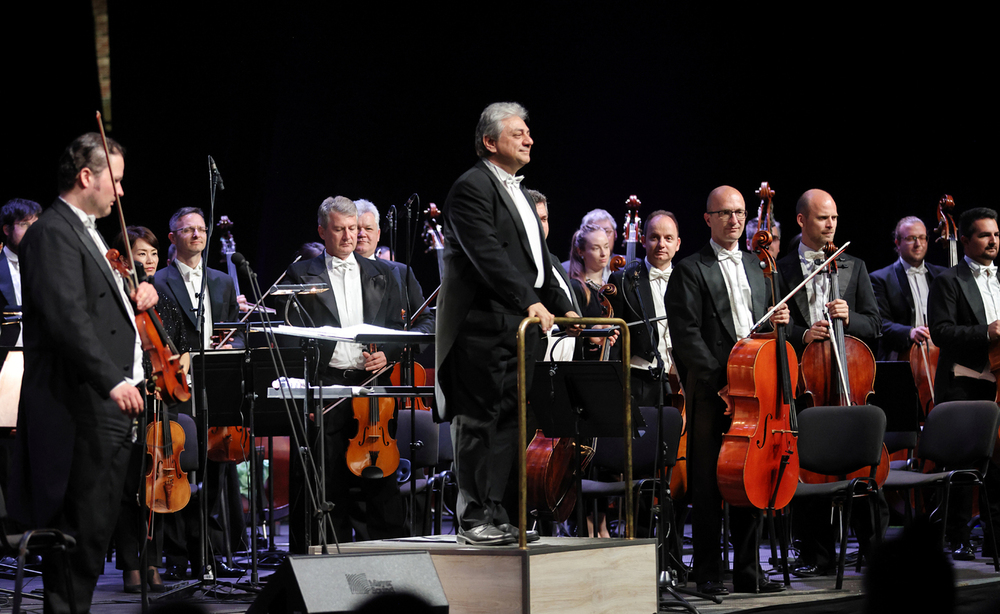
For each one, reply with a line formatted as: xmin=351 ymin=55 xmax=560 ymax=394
xmin=435 ymin=102 xmax=578 ymax=546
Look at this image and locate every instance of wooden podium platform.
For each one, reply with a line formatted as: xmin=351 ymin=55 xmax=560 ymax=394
xmin=311 ymin=536 xmax=657 ymax=614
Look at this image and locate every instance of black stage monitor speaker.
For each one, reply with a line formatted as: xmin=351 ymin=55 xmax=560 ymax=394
xmin=247 ymin=551 xmax=448 ymax=613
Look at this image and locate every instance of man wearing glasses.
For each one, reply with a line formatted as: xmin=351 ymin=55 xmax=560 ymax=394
xmin=155 ymin=206 xmax=246 ymax=579
xmin=870 ymin=216 xmax=946 ymax=361
xmin=667 ymin=186 xmax=788 ymax=595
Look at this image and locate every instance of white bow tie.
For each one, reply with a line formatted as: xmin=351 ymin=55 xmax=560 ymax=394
xmin=329 ymin=259 xmax=355 ymax=272
xmin=717 ymin=249 xmax=742 ymax=263
xmin=802 ymin=250 xmax=826 ymax=266
xmin=83 ymin=215 xmax=98 ymax=231
xmin=649 ymin=267 xmax=671 ymax=282
xmin=907 ymin=264 xmax=928 ymax=276
xmin=184 ymin=267 xmax=202 ymax=282
xmin=974 ymin=264 xmax=998 ymax=278
xmin=504 ymin=175 xmax=524 ymax=190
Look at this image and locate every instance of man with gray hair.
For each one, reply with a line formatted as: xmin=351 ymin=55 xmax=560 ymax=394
xmin=282 ymin=195 xmax=408 ymax=549
xmin=436 ymin=102 xmax=578 ymax=545
xmin=354 ymin=198 xmax=434 ymax=335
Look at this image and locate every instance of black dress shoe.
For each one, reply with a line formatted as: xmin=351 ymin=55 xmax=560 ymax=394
xmin=457 ymin=524 xmax=516 ymax=546
xmin=696 ymin=581 xmax=729 ymax=596
xmin=951 ymin=543 xmax=976 ymax=561
xmin=734 ymin=580 xmax=785 ymax=594
xmin=497 ymin=523 xmax=540 ymax=543
xmin=791 ymin=564 xmax=834 ymax=577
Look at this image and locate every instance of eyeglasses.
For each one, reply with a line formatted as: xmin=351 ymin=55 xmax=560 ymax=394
xmin=176 ymin=226 xmax=207 ymax=236
xmin=707 ymin=209 xmax=747 ymax=220
xmin=901 ymin=235 xmax=928 ymax=243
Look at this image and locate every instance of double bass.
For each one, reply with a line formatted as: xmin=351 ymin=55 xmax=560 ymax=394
xmin=718 ymin=182 xmax=800 ymax=511
xmin=798 ymin=242 xmax=889 ymax=485
xmin=910 ymin=195 xmax=958 ymax=417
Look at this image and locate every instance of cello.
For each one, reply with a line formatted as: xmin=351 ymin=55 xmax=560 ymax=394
xmin=718 ymin=182 xmax=800 ymax=511
xmin=798 ymin=242 xmax=889 ymax=485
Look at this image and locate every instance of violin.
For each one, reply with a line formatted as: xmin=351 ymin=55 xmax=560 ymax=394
xmin=718 ymin=182 xmax=800 ymax=510
xmin=345 ymin=344 xmax=400 ymax=479
xmin=798 ymin=242 xmax=888 ymax=485
xmin=96 ymin=112 xmax=191 ymax=512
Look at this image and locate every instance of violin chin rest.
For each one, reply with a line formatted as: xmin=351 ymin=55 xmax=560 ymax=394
xmin=361 ymin=466 xmax=385 ymax=480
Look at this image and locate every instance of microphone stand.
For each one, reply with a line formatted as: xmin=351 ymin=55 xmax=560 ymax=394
xmin=624 ymin=263 xmax=715 ymax=612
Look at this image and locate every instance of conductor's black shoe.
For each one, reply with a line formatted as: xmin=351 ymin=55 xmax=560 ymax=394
xmin=734 ymin=580 xmax=785 ymax=594
xmin=696 ymin=581 xmax=729 ymax=596
xmin=951 ymin=543 xmax=976 ymax=561
xmin=497 ymin=523 xmax=540 ymax=543
xmin=457 ymin=524 xmax=516 ymax=546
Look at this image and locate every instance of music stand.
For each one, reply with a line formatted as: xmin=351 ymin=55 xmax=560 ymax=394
xmin=527 ymin=360 xmax=643 ymax=533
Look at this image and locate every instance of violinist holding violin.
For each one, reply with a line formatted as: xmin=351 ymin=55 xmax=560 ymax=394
xmin=567 ymin=224 xmax=621 ymax=360
xmin=282 ymin=196 xmax=408 ymax=551
xmin=9 ymin=132 xmax=157 ymax=614
xmin=666 ymin=186 xmax=789 ymax=596
xmin=775 ymin=188 xmax=883 ymax=577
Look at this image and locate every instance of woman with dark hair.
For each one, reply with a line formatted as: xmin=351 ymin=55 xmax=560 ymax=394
xmin=110 ymin=226 xmax=190 ymax=593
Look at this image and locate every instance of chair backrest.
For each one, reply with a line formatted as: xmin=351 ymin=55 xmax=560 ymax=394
xmin=591 ymin=406 xmax=683 ymax=476
xmin=437 ymin=422 xmax=454 ymax=465
xmin=396 ymin=409 xmax=439 ymax=470
xmin=919 ymin=401 xmax=1000 ymax=468
xmin=176 ymin=412 xmax=200 ymax=473
xmin=797 ymin=405 xmax=887 ymax=475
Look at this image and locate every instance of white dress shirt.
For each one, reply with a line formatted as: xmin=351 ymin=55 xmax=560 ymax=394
xmin=631 ymin=259 xmax=674 ymax=373
xmin=4 ymin=246 xmax=23 ymax=346
xmin=900 ymin=257 xmax=930 ymax=327
xmin=711 ymin=240 xmax=753 ymax=339
xmin=175 ymin=259 xmax=214 ymax=350
xmin=955 ymin=256 xmax=1000 ymax=382
xmin=483 ymin=159 xmax=546 ymax=288
xmin=326 ymin=251 xmax=366 ymax=369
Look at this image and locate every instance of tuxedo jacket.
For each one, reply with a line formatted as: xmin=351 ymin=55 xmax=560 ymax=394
xmin=776 ymin=251 xmax=881 ymax=356
xmin=283 ymin=253 xmax=406 ymax=370
xmin=0 ymin=255 xmax=18 ymax=347
xmin=609 ymin=261 xmax=665 ymax=366
xmin=434 ymin=159 xmax=572 ymax=421
xmin=928 ymin=260 xmax=994 ymax=402
xmin=666 ymin=243 xmax=771 ymax=393
xmin=153 ymin=261 xmax=244 ymax=351
xmin=869 ymin=259 xmax=946 ymax=360
xmin=9 ymin=199 xmax=139 ymax=527
xmin=384 ymin=259 xmax=434 ymax=335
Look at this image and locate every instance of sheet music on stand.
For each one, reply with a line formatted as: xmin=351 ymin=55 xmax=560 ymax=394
xmin=255 ymin=323 xmax=434 ymax=344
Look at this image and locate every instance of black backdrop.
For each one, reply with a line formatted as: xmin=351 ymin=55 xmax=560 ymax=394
xmin=6 ymin=3 xmax=995 ymax=294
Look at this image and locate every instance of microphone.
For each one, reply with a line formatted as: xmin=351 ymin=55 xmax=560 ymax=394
xmin=231 ymin=251 xmax=251 ymax=275
xmin=208 ymin=155 xmax=225 ymax=190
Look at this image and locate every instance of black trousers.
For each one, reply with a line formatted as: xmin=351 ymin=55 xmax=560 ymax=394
xmin=42 ymin=412 xmax=133 ymax=614
xmin=113 ymin=437 xmax=163 ymax=572
xmin=445 ymin=318 xmax=541 ymax=532
xmin=687 ymin=380 xmax=761 ymax=588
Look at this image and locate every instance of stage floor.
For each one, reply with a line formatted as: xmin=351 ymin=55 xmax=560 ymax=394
xmin=2 ymin=524 xmax=998 ymax=613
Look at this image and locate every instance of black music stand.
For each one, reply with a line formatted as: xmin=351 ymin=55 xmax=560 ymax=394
xmin=527 ymin=360 xmax=643 ymax=534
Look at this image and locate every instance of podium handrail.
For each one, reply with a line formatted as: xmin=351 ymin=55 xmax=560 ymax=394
xmin=517 ymin=316 xmax=631 ymax=549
